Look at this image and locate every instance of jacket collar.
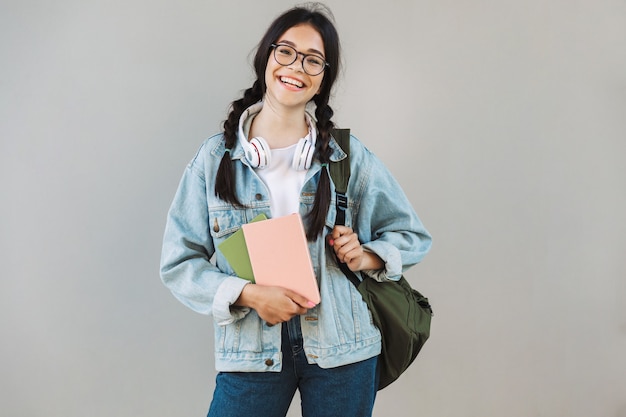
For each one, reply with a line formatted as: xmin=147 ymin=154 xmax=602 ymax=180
xmin=211 ymin=134 xmax=346 ymax=165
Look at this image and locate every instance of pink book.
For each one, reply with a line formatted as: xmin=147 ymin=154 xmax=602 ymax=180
xmin=241 ymin=213 xmax=320 ymax=305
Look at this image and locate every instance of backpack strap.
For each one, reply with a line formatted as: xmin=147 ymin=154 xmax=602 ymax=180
xmin=329 ymin=128 xmax=351 ymax=227
xmin=329 ymin=128 xmax=361 ymax=288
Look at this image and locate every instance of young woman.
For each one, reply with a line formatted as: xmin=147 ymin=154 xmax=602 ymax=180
xmin=160 ymin=4 xmax=432 ymax=417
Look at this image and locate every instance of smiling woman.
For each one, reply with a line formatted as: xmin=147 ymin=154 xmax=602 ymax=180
xmin=159 ymin=3 xmax=432 ymax=417
xmin=261 ymin=24 xmax=326 ymax=127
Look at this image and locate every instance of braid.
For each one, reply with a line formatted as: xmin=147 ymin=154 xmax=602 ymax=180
xmin=215 ymin=81 xmax=263 ymax=206
xmin=305 ymin=100 xmax=335 ymax=240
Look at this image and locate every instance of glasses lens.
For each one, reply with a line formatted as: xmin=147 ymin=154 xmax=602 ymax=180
xmin=274 ymin=45 xmax=297 ymax=66
xmin=303 ymin=55 xmax=326 ymax=76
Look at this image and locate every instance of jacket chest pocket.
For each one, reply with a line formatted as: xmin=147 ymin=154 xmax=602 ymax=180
xmin=209 ymin=208 xmax=247 ymax=241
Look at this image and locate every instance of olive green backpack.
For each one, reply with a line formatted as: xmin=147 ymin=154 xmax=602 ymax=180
xmin=329 ymin=128 xmax=433 ymax=390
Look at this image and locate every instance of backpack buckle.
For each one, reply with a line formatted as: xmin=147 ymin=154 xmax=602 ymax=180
xmin=335 ymin=193 xmax=348 ymax=226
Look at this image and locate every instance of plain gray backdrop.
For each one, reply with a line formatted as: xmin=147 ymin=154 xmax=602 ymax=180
xmin=1 ymin=0 xmax=625 ymax=416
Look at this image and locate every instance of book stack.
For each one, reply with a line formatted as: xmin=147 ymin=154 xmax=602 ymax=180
xmin=218 ymin=213 xmax=320 ymax=305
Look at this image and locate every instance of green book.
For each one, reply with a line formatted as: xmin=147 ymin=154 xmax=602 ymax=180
xmin=217 ymin=213 xmax=267 ymax=282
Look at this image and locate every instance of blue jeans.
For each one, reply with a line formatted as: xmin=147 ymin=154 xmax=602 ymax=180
xmin=207 ymin=316 xmax=378 ymax=417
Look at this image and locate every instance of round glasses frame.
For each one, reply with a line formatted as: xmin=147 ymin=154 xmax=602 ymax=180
xmin=270 ymin=43 xmax=329 ymax=76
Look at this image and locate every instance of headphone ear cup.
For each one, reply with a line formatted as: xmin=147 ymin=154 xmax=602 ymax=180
xmin=246 ymin=137 xmax=271 ymax=168
xmin=292 ymin=138 xmax=314 ymax=171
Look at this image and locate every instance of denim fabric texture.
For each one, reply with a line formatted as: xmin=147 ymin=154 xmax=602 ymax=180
xmin=160 ymin=132 xmax=432 ymax=372
xmin=206 ymin=315 xmax=378 ymax=417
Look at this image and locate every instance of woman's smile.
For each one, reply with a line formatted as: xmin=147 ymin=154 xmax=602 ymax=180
xmin=279 ymin=75 xmax=305 ymax=89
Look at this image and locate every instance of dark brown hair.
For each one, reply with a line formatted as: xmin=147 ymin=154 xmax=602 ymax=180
xmin=215 ymin=4 xmax=341 ymax=240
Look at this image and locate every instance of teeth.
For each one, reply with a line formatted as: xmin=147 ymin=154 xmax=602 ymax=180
xmin=280 ymin=77 xmax=303 ymax=88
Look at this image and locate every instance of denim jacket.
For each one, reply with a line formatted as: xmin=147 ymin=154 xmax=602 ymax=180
xmin=160 ymin=132 xmax=432 ymax=372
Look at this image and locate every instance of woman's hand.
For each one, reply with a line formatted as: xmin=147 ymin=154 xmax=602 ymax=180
xmin=235 ymin=284 xmax=315 ymax=326
xmin=328 ymin=226 xmax=384 ymax=272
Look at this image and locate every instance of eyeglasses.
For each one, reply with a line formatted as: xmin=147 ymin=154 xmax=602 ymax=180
xmin=270 ymin=43 xmax=329 ymax=76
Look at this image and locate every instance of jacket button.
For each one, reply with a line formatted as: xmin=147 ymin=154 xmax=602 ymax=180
xmin=264 ymin=358 xmax=274 ymax=366
xmin=255 ymin=193 xmax=263 ymax=200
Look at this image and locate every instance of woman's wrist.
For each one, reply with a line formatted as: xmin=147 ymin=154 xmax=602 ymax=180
xmin=234 ymin=283 xmax=257 ymax=309
xmin=359 ymin=250 xmax=384 ymax=271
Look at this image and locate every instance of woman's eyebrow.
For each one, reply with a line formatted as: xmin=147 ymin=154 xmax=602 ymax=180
xmin=277 ymin=39 xmax=325 ymax=57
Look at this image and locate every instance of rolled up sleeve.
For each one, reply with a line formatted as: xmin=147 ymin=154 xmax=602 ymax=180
xmin=212 ymin=277 xmax=251 ymax=325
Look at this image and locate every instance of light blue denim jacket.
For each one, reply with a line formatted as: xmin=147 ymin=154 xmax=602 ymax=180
xmin=160 ymin=132 xmax=432 ymax=372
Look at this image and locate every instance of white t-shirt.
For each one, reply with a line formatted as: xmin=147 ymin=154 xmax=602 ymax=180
xmin=255 ymin=144 xmax=307 ymax=218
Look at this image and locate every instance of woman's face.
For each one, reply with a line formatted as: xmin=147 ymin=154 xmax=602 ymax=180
xmin=264 ymin=23 xmax=326 ymax=110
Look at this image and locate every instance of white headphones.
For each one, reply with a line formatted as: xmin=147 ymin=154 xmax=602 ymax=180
xmin=238 ymin=102 xmax=316 ymax=171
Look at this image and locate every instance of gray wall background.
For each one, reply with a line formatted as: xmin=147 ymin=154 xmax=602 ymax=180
xmin=1 ymin=0 xmax=625 ymax=416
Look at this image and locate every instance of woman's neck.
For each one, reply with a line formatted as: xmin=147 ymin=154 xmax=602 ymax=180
xmin=249 ymin=100 xmax=309 ymax=149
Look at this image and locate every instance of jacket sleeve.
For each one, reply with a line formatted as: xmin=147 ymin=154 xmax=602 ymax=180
xmin=351 ymin=139 xmax=432 ymax=281
xmin=159 ymin=151 xmax=250 ymax=325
